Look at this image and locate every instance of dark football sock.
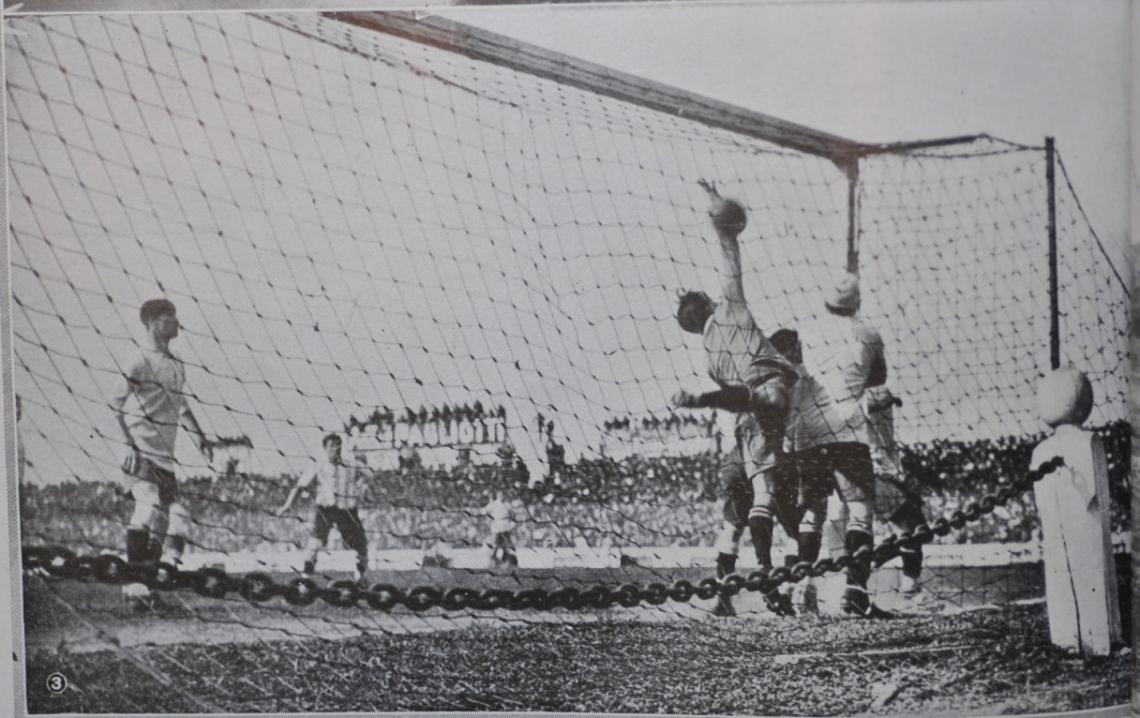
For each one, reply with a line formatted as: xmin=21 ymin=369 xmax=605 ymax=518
xmin=164 ymin=536 xmax=185 ymax=561
xmin=716 ymin=552 xmax=737 ymax=579
xmin=798 ymin=531 xmax=822 ymax=565
xmin=748 ymin=515 xmax=774 ymax=569
xmin=844 ymin=529 xmax=873 ymax=588
xmin=900 ymin=546 xmax=922 ymax=580
xmin=126 ymin=528 xmax=150 ymax=564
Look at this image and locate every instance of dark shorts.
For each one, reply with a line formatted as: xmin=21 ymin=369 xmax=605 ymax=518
xmin=314 ymin=506 xmax=368 ymax=554
xmin=489 ymin=531 xmax=514 ymax=549
xmin=719 ymin=444 xmax=798 ymax=535
xmin=791 ymin=442 xmax=875 ymax=505
xmin=130 ymin=458 xmax=179 ymax=506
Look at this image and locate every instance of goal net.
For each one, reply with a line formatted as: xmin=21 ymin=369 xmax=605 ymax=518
xmin=8 ymin=11 xmax=1130 ymax=705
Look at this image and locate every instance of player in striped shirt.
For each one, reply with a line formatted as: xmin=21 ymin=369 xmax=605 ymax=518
xmin=278 ymin=433 xmax=371 ymax=582
xmin=672 ymin=181 xmax=797 ymax=616
xmin=110 ymin=298 xmax=214 ymax=612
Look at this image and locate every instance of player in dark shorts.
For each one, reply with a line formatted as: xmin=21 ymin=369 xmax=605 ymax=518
xmin=278 ymin=434 xmax=370 ymax=582
xmin=110 ymin=299 xmax=213 ymax=613
xmin=786 ymin=273 xmax=893 ymax=618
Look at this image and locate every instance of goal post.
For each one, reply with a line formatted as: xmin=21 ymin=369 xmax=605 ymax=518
xmin=7 ymin=9 xmax=1130 ymax=615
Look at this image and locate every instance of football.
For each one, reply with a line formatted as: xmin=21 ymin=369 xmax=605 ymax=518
xmin=709 ymin=196 xmax=747 ymax=233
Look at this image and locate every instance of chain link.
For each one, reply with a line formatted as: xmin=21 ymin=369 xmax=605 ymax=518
xmin=21 ymin=457 xmax=1064 ymax=613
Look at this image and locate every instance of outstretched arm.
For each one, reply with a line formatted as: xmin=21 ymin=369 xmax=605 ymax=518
xmin=277 ymin=468 xmax=314 ymax=516
xmin=672 ymin=386 xmax=758 ymax=413
xmin=699 ymin=179 xmax=752 ymax=326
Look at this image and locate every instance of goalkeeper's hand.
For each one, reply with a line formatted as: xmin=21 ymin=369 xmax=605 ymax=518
xmin=671 ymin=389 xmax=700 ymax=409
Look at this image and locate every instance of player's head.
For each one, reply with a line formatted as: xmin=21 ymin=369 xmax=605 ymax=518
xmin=675 ymin=290 xmax=715 ymax=334
xmin=770 ymin=328 xmax=802 ymax=365
xmin=139 ymin=298 xmax=179 ymax=339
xmin=825 ymin=273 xmax=860 ymax=317
xmin=322 ymin=433 xmax=343 ymax=461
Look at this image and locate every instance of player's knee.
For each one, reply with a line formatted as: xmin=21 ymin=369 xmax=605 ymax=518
xmin=714 ymin=522 xmax=743 ymax=555
xmin=799 ymin=509 xmax=825 ymax=536
xmin=166 ymin=503 xmax=191 ymax=537
xmin=129 ymin=496 xmax=162 ymax=530
xmin=846 ymin=501 xmax=873 ymax=536
xmin=749 ymin=471 xmax=776 ymax=504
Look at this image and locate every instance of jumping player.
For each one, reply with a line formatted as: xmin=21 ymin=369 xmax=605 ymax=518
xmin=278 ymin=433 xmax=371 ymax=583
xmin=786 ymin=273 xmax=892 ymax=618
xmin=672 ymin=180 xmax=797 ymax=616
xmin=110 ymin=298 xmax=213 ymax=612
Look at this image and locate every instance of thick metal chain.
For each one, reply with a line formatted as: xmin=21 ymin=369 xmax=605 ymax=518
xmin=21 ymin=456 xmax=1064 ymax=613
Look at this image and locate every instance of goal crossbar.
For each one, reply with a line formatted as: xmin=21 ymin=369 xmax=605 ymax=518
xmin=327 ymin=10 xmax=869 ymax=165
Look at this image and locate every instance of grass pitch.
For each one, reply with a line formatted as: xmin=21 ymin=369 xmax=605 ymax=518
xmin=24 ymin=595 xmax=1129 ymax=715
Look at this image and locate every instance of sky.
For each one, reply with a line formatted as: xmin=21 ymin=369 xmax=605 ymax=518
xmin=453 ymin=0 xmax=1131 ymax=254
xmin=4 ymin=1 xmax=1132 ymax=484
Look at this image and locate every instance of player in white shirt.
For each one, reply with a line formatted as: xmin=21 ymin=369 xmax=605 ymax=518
xmin=482 ymin=490 xmax=520 ymax=567
xmin=786 ymin=273 xmax=891 ymax=618
xmin=278 ymin=433 xmax=371 ymax=582
xmin=673 ymin=181 xmax=797 ymax=616
xmin=110 ymin=299 xmax=213 ymax=612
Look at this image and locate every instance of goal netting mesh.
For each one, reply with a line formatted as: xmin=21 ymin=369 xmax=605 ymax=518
xmin=8 ymin=10 xmax=1130 ymax=689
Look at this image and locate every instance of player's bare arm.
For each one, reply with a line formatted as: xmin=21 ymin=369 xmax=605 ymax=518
xmin=671 ymin=386 xmax=758 ymax=413
xmin=181 ymin=405 xmax=214 ymax=463
xmin=278 ymin=462 xmax=320 ymax=516
xmin=109 ymin=371 xmax=142 ymax=477
xmin=277 ymin=481 xmax=303 ymax=517
xmin=699 ymin=179 xmax=753 ymax=328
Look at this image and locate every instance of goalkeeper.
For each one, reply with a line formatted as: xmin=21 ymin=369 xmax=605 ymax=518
xmin=672 ymin=180 xmax=798 ymax=616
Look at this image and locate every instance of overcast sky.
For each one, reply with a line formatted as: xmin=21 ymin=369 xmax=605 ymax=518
xmin=454 ymin=0 xmax=1131 ymax=253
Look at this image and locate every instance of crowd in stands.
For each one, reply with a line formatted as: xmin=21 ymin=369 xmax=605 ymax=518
xmin=21 ymin=422 xmax=1130 ymax=556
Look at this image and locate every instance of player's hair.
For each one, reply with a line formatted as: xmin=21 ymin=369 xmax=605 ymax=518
xmin=826 ymin=303 xmax=858 ymax=318
xmin=675 ymin=290 xmax=714 ymax=331
xmin=770 ymin=328 xmax=802 ymax=364
xmin=322 ymin=433 xmax=342 ymax=447
xmin=139 ymin=298 xmax=176 ymax=325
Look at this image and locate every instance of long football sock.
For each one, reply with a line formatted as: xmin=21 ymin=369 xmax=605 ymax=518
xmin=900 ymin=546 xmax=922 ymax=580
xmin=748 ymin=513 xmax=774 ymax=569
xmin=716 ymin=552 xmax=737 ymax=579
xmin=798 ymin=531 xmax=822 ymax=565
xmin=844 ymin=529 xmax=874 ymax=588
xmin=126 ymin=528 xmax=150 ymax=564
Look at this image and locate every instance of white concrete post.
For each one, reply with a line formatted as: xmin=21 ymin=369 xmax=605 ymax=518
xmin=1031 ymin=367 xmax=1122 ymax=655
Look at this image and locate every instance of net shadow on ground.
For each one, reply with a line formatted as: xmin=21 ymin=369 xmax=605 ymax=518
xmin=23 ymin=579 xmax=1130 ymax=716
